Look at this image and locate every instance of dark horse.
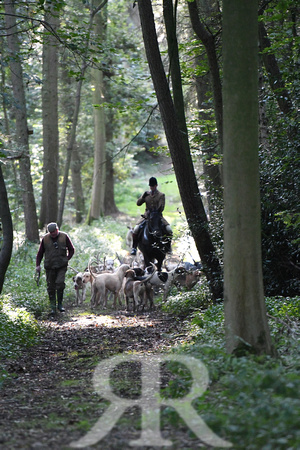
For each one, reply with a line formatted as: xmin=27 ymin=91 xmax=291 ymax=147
xmin=137 ymin=210 xmax=171 ymax=271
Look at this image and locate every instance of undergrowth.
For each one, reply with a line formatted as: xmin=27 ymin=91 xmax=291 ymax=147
xmin=162 ymin=292 xmax=300 ymax=449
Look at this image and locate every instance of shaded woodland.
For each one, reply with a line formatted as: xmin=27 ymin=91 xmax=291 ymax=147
xmin=0 ymin=0 xmax=299 ymax=352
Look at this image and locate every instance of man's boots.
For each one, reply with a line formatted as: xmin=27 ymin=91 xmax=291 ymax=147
xmin=130 ymin=233 xmax=139 ymax=255
xmin=57 ymin=289 xmax=65 ymax=312
xmin=48 ymin=292 xmax=56 ymax=316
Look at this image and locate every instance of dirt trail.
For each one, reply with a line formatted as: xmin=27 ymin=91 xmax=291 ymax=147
xmin=0 ymin=309 xmax=205 ymax=449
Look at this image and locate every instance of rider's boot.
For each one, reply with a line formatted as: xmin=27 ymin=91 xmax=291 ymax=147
xmin=130 ymin=233 xmax=139 ymax=255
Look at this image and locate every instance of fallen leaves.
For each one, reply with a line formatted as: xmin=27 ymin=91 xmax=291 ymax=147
xmin=0 ymin=309 xmax=199 ymax=449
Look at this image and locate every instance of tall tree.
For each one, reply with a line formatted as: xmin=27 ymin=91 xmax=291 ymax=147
xmin=258 ymin=6 xmax=294 ymax=117
xmin=4 ymin=0 xmax=39 ymax=242
xmin=71 ymin=142 xmax=85 ymax=223
xmin=60 ymin=52 xmax=86 ymax=224
xmin=137 ymin=0 xmax=223 ymax=301
xmin=103 ymin=103 xmax=119 ymax=215
xmin=88 ymin=2 xmax=107 ymax=222
xmin=188 ymin=0 xmax=223 ymax=192
xmin=0 ymin=163 xmax=13 ymax=294
xmin=58 ymin=1 xmax=107 ymax=226
xmin=40 ymin=2 xmax=59 ymax=227
xmin=58 ymin=71 xmax=86 ymax=226
xmin=222 ymin=0 xmax=274 ymax=355
xmin=188 ymin=0 xmax=223 ymax=153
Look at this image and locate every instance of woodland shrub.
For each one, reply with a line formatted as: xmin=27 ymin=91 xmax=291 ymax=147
xmin=161 ymin=282 xmax=212 ymax=317
xmin=0 ymin=295 xmax=40 ymax=360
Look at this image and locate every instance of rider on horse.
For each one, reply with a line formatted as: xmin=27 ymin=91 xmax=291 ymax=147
xmin=130 ymin=177 xmax=173 ymax=255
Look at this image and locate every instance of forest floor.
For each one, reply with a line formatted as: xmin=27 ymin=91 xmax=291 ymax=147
xmin=0 ymin=305 xmax=208 ymax=450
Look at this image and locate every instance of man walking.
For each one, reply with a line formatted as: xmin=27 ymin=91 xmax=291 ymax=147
xmin=36 ymin=222 xmax=75 ymax=316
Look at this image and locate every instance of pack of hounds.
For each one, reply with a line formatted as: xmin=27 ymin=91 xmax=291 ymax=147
xmin=71 ymin=249 xmax=203 ymax=313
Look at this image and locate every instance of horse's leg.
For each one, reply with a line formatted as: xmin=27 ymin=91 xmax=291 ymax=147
xmin=157 ymin=258 xmax=162 ymax=272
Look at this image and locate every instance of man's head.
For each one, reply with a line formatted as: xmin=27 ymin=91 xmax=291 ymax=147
xmin=149 ymin=177 xmax=157 ymax=192
xmin=149 ymin=177 xmax=158 ymax=187
xmin=47 ymin=222 xmax=59 ymax=236
xmin=149 ymin=177 xmax=158 ymax=194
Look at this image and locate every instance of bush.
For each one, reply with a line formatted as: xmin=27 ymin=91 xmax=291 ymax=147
xmin=161 ymin=282 xmax=212 ymax=317
xmin=0 ymin=295 xmax=40 ymax=360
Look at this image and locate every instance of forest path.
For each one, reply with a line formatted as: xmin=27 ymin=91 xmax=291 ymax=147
xmin=0 ymin=309 xmax=204 ymax=449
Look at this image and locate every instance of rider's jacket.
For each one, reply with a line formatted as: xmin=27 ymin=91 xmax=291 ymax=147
xmin=136 ymin=189 xmax=169 ymax=225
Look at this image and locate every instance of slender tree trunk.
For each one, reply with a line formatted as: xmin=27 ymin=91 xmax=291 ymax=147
xmin=89 ymin=67 xmax=106 ymax=221
xmin=58 ymin=76 xmax=84 ymax=226
xmin=188 ymin=0 xmax=223 ymax=154
xmin=258 ymin=14 xmax=293 ymax=116
xmin=223 ymin=0 xmax=274 ymax=355
xmin=0 ymin=40 xmax=10 ymax=135
xmin=194 ymin=64 xmax=221 ymax=211
xmin=59 ymin=1 xmax=107 ymax=226
xmin=188 ymin=0 xmax=223 ymax=193
xmin=163 ymin=0 xmax=189 ymax=146
xmin=138 ymin=0 xmax=223 ymax=302
xmin=71 ymin=142 xmax=85 ymax=223
xmin=89 ymin=4 xmax=107 ymax=222
xmin=104 ymin=108 xmax=119 ymax=215
xmin=4 ymin=0 xmax=39 ymax=242
xmin=0 ymin=165 xmax=13 ymax=294
xmin=40 ymin=4 xmax=59 ymax=227
xmin=60 ymin=53 xmax=85 ymax=224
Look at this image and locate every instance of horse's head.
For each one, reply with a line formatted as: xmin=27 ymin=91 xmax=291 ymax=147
xmin=148 ymin=210 xmax=163 ymax=237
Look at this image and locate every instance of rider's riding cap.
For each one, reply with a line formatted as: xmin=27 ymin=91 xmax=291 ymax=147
xmin=149 ymin=177 xmax=158 ymax=186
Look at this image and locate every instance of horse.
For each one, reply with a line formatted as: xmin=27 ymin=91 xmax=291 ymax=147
xmin=137 ymin=210 xmax=171 ymax=271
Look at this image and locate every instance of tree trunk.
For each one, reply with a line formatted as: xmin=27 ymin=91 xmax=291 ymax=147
xmin=88 ymin=4 xmax=108 ymax=222
xmin=71 ymin=142 xmax=85 ymax=223
xmin=4 ymin=0 xmax=39 ymax=242
xmin=89 ymin=65 xmax=106 ymax=221
xmin=188 ymin=0 xmax=223 ymax=154
xmin=58 ymin=1 xmax=107 ymax=226
xmin=258 ymin=15 xmax=293 ymax=116
xmin=0 ymin=39 xmax=10 ymax=136
xmin=40 ymin=4 xmax=59 ymax=227
xmin=58 ymin=76 xmax=84 ymax=226
xmin=0 ymin=165 xmax=13 ymax=294
xmin=104 ymin=109 xmax=119 ymax=215
xmin=188 ymin=0 xmax=223 ymax=196
xmin=223 ymin=0 xmax=274 ymax=355
xmin=138 ymin=0 xmax=223 ymax=302
xmin=163 ymin=0 xmax=189 ymax=146
xmin=60 ymin=53 xmax=86 ymax=224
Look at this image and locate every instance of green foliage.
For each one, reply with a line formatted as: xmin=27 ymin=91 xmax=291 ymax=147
xmin=2 ymin=241 xmax=48 ymax=318
xmin=260 ymin=114 xmax=300 ymax=296
xmin=0 ymin=295 xmax=40 ymax=362
xmin=266 ymin=295 xmax=300 ymax=320
xmin=161 ymin=296 xmax=300 ymax=448
xmin=256 ymin=3 xmax=300 ymax=297
xmin=71 ymin=218 xmax=128 ymax=265
xmin=161 ymin=282 xmax=212 ymax=317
